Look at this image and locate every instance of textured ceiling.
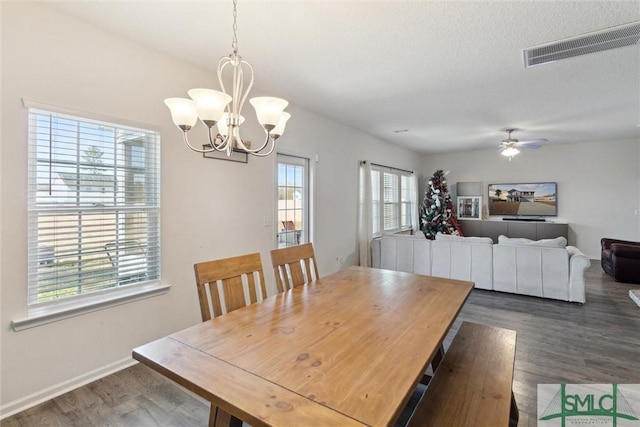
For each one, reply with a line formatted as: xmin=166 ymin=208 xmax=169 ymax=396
xmin=47 ymin=1 xmax=640 ymax=154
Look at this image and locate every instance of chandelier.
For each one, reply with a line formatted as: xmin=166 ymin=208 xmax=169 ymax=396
xmin=164 ymin=0 xmax=290 ymax=157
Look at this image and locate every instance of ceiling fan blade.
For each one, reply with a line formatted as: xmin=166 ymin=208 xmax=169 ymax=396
xmin=516 ymin=138 xmax=548 ymax=146
xmin=518 ymin=144 xmax=543 ymax=149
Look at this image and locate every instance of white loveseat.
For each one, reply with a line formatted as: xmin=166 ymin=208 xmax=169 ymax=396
xmin=370 ymin=233 xmax=591 ymax=303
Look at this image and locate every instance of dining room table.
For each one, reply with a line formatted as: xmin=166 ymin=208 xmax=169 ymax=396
xmin=132 ymin=265 xmax=474 ymax=427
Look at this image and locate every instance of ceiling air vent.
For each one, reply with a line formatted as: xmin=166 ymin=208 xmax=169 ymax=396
xmin=524 ymin=21 xmax=640 ymax=67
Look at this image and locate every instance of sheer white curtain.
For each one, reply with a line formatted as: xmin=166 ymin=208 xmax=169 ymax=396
xmin=409 ymin=173 xmax=419 ymax=234
xmin=357 ymin=161 xmax=373 ymax=266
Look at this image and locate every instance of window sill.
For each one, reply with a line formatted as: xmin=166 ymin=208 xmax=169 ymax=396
xmin=377 ymin=228 xmax=415 ymax=237
xmin=11 ymin=281 xmax=170 ymax=332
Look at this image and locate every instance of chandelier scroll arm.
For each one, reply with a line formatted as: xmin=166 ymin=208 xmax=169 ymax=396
xmin=238 ymin=135 xmax=276 ymax=157
xmin=236 ymin=60 xmax=254 ymax=116
xmin=208 ymin=128 xmax=233 ymax=151
xmin=218 ymin=56 xmax=230 ymax=94
xmin=182 ymin=132 xmax=219 ymax=154
xmin=180 ymin=127 xmax=235 ymax=154
xmin=238 ymin=130 xmax=275 ymax=155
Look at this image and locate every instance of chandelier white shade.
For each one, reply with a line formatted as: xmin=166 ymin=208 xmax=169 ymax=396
xmin=164 ymin=0 xmax=290 ymax=158
xmin=270 ymin=112 xmax=291 ymax=139
xmin=164 ymin=98 xmax=198 ymax=130
xmin=188 ymin=89 xmax=233 ymax=126
xmin=250 ymin=97 xmax=289 ymax=130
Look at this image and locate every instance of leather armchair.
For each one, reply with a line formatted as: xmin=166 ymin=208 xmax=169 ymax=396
xmin=601 ymin=238 xmax=640 ymax=284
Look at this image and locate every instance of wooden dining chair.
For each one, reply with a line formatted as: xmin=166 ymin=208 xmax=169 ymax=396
xmin=270 ymin=242 xmax=319 ymax=293
xmin=194 ymin=252 xmax=267 ymax=322
xmin=194 ymin=252 xmax=267 ymax=427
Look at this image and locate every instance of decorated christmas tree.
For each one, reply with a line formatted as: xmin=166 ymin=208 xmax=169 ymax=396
xmin=420 ymin=170 xmax=458 ymax=239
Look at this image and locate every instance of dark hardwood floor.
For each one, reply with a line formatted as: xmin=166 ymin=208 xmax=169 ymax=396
xmin=450 ymin=263 xmax=640 ymax=426
xmin=3 ymin=263 xmax=639 ymax=427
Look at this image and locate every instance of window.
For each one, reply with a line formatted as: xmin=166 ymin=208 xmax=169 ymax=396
xmin=370 ymin=165 xmax=414 ymax=236
xmin=276 ymin=154 xmax=309 ymax=247
xmin=27 ymin=108 xmax=160 ymax=306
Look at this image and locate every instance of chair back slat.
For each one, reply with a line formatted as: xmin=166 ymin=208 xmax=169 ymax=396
xmin=208 ymin=282 xmax=223 ymax=318
xmin=273 ymin=267 xmax=286 ymax=293
xmin=270 ymin=243 xmax=319 ymax=292
xmin=194 ymin=252 xmax=267 ymax=321
xmin=222 ymin=276 xmax=248 ymax=314
xmin=246 ymin=273 xmax=259 ymax=307
xmin=287 ymin=262 xmax=306 ymax=288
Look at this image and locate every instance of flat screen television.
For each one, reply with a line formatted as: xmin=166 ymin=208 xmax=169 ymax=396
xmin=488 ymin=182 xmax=557 ymax=217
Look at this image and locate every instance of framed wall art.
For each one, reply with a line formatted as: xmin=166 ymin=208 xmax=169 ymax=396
xmin=457 ymin=196 xmax=482 ymax=220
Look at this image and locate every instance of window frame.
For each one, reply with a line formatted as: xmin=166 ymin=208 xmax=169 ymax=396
xmin=371 ymin=164 xmax=414 ymax=236
xmin=275 ymin=153 xmax=312 ymax=248
xmin=13 ymin=100 xmax=167 ymax=331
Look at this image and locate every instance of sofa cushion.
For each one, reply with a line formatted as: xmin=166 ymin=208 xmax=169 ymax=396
xmin=377 ymin=235 xmax=432 ymax=275
xmin=497 ymin=235 xmax=567 ymax=248
xmin=380 ymin=236 xmax=413 ymax=271
xmin=493 ymin=243 xmax=569 ymax=299
xmin=432 ymin=238 xmax=493 ymax=289
xmin=435 ymin=233 xmax=493 ymax=245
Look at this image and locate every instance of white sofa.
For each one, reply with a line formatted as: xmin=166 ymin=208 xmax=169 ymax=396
xmin=370 ymin=233 xmax=591 ymax=303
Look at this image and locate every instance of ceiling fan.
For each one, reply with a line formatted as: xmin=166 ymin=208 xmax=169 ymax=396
xmin=498 ymin=128 xmax=548 ymax=160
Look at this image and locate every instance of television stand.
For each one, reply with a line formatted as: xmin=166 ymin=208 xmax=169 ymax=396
xmin=457 ymin=219 xmax=567 ymax=243
xmin=502 ymin=217 xmax=546 ymax=222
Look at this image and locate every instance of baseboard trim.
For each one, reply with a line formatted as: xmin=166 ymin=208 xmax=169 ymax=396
xmin=0 ymin=357 xmax=137 ymax=419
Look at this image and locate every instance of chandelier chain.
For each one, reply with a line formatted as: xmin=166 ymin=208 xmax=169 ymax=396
xmin=231 ymin=0 xmax=238 ymax=53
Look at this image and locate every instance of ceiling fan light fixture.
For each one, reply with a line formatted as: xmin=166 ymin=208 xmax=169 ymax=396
xmin=497 ymin=128 xmax=547 ymax=160
xmin=501 ymin=147 xmax=520 ymax=157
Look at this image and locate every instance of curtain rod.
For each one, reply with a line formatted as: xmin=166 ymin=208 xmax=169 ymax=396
xmin=360 ymin=160 xmax=413 ymax=174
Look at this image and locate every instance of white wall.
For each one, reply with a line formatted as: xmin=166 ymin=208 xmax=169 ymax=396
xmin=0 ymin=2 xmax=423 ymax=414
xmin=421 ymin=138 xmax=640 ymax=259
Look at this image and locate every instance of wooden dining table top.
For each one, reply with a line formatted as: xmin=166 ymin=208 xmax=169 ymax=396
xmin=132 ymin=266 xmax=474 ymax=427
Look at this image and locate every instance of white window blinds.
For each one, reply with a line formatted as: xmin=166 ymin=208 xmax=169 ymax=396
xmin=383 ymin=172 xmax=399 ymax=231
xmin=27 ymin=108 xmax=160 ymax=305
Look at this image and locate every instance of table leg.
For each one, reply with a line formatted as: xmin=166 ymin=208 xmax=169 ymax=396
xmin=430 ymin=344 xmax=445 ymax=372
xmin=209 ymin=405 xmax=243 ymax=427
xmin=420 ymin=343 xmax=446 ymax=385
xmin=509 ymin=392 xmax=519 ymax=427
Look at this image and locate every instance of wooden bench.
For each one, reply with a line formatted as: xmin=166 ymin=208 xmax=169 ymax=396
xmin=407 ymin=321 xmax=518 ymax=427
